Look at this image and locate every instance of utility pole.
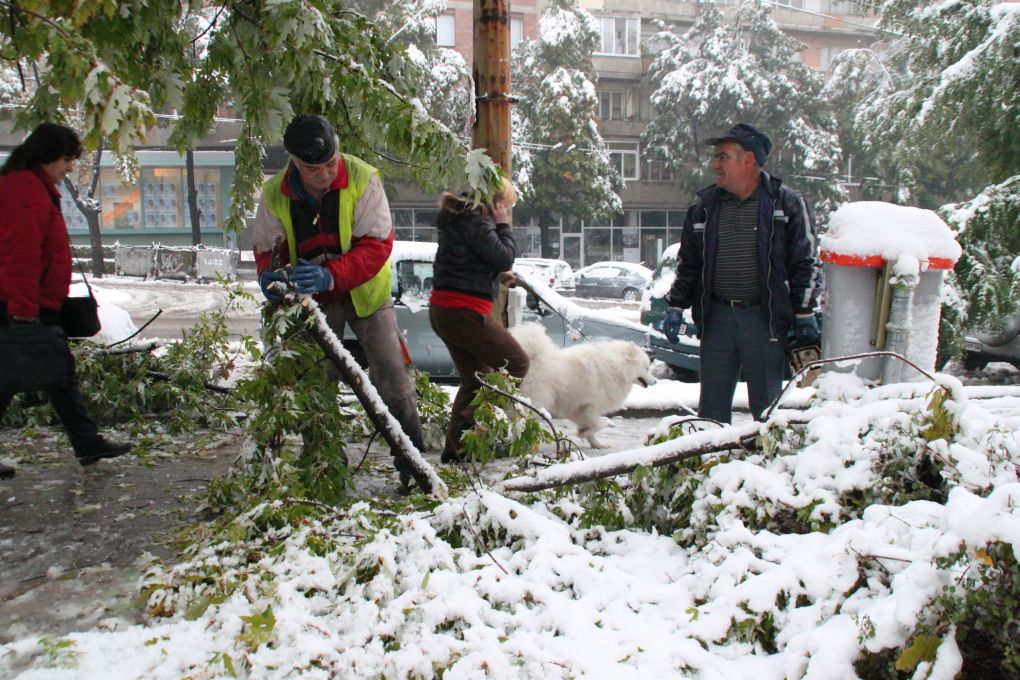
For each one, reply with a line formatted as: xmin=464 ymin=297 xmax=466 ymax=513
xmin=473 ymin=0 xmax=513 ymax=174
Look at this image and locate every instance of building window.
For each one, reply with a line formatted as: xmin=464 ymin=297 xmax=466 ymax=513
xmin=607 ymin=141 xmax=639 ymax=181
xmin=391 ymin=208 xmax=440 ymax=242
xmin=644 ymin=158 xmax=673 ymax=182
xmin=510 ymin=16 xmax=523 ymax=48
xmin=598 ymin=91 xmax=626 ymax=120
xmin=774 ymin=0 xmax=804 ymax=8
xmin=819 ymin=46 xmax=846 ymax=70
xmin=597 ymin=16 xmax=639 ymax=56
xmin=436 ymin=13 xmax=455 ymax=47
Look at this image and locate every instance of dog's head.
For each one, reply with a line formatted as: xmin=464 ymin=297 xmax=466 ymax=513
xmin=625 ymin=343 xmax=657 ymax=388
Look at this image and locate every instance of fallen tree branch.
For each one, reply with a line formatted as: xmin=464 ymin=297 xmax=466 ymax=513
xmin=500 ymin=421 xmax=765 ymax=493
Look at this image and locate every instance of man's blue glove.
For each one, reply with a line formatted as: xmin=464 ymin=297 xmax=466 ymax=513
xmin=792 ymin=315 xmax=821 ymax=346
xmin=663 ymin=307 xmax=685 ymax=344
xmin=290 ymin=258 xmax=333 ymax=295
xmin=259 ymin=269 xmax=288 ymax=302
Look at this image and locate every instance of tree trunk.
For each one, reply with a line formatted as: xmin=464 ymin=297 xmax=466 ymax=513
xmin=64 ymin=147 xmax=105 ymax=277
xmin=538 ymin=209 xmax=554 ymax=258
xmin=185 ymin=149 xmax=202 ymax=245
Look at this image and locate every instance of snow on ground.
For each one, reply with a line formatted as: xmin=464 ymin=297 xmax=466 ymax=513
xmin=2 ymin=277 xmax=1019 ymax=679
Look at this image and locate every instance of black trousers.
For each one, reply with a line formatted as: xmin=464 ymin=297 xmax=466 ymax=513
xmin=0 ymin=315 xmax=104 ymax=458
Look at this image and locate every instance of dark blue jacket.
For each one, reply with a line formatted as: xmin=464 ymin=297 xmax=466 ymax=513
xmin=667 ymin=172 xmax=820 ymax=339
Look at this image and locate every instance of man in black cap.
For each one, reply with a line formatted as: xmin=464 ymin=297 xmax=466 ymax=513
xmin=663 ymin=123 xmax=820 ymax=423
xmin=251 ymin=113 xmax=426 ymax=485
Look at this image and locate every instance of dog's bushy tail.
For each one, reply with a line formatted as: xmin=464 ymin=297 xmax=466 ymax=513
xmin=510 ymin=322 xmax=558 ymax=358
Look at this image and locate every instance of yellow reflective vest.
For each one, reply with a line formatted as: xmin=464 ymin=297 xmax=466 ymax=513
xmin=262 ymin=154 xmax=392 ymax=317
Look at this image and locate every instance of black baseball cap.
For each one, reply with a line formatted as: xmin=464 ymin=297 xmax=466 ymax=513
xmin=704 ymin=123 xmax=772 ymax=167
xmin=283 ymin=114 xmax=337 ymax=164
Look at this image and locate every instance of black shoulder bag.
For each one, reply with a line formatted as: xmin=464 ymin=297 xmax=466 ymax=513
xmin=0 ymin=318 xmax=70 ymax=393
xmin=60 ymin=258 xmax=102 ymax=339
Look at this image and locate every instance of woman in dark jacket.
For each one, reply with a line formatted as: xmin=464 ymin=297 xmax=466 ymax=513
xmin=429 ymin=180 xmax=529 ymax=462
xmin=0 ymin=123 xmax=130 ymax=480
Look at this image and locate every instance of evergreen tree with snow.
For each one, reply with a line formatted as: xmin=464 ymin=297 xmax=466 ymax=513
xmin=643 ymin=0 xmax=845 ymax=219
xmin=860 ymin=0 xmax=1020 ymax=342
xmin=512 ymin=0 xmax=622 ymax=257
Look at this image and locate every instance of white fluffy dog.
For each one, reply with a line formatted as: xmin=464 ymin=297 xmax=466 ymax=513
xmin=511 ymin=323 xmax=657 ymax=448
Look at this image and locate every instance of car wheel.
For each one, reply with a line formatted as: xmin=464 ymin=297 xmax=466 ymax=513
xmin=963 ymin=353 xmax=987 ymax=371
xmin=622 ymin=288 xmax=640 ymax=302
xmin=670 ymin=366 xmax=699 ymax=382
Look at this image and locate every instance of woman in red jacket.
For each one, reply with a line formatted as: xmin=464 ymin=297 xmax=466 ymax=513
xmin=0 ymin=123 xmax=130 ymax=480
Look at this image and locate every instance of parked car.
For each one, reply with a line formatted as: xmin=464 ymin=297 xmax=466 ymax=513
xmin=962 ymin=310 xmax=1020 ymax=370
xmin=574 ymin=262 xmax=653 ymax=301
xmin=513 ymin=257 xmax=575 ymax=292
xmin=639 ymin=243 xmax=701 ymax=381
xmin=348 ymin=242 xmax=651 ymax=381
xmin=639 ymin=243 xmax=681 ymax=330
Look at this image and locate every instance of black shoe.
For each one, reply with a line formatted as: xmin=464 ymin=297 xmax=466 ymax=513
xmin=440 ymin=450 xmax=463 ymax=465
xmin=0 ymin=462 xmax=14 ymax=480
xmin=77 ymin=440 xmax=132 ymax=467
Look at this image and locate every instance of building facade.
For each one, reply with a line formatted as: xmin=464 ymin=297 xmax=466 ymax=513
xmin=4 ymin=1 xmax=877 ymax=264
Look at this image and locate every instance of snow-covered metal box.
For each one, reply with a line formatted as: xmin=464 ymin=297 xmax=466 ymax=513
xmin=194 ymin=247 xmax=239 ymax=282
xmin=114 ymin=243 xmax=156 ymax=279
xmin=155 ymin=246 xmax=196 ymax=281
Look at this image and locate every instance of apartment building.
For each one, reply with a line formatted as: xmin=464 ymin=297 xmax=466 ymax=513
xmin=542 ymin=0 xmax=881 ymax=267
xmin=6 ymin=1 xmax=876 ymax=262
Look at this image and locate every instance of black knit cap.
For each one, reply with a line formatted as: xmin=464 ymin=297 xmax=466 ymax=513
xmin=704 ymin=123 xmax=773 ymax=167
xmin=283 ymin=114 xmax=337 ymax=164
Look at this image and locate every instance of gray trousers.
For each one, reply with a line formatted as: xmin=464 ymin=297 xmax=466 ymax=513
xmin=698 ymin=302 xmax=787 ymax=424
xmin=321 ymin=298 xmax=426 ymax=452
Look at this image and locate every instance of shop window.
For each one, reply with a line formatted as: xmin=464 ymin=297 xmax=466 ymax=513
xmin=140 ymin=168 xmax=184 ymax=228
xmin=191 ymin=168 xmax=223 ymax=230
xmin=59 ymin=185 xmax=89 ymax=231
xmin=98 ymin=169 xmax=142 ymax=230
xmin=585 ymin=228 xmax=611 ymax=263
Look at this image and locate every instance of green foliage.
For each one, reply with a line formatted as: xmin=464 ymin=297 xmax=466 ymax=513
xmin=942 ymin=177 xmax=1020 ymax=336
xmin=213 ymin=305 xmax=362 ymax=511
xmin=239 ymin=606 xmax=276 ymax=651
xmin=0 ymin=282 xmax=250 ymax=441
xmin=412 ymin=369 xmax=451 ymax=453
xmin=874 ymin=542 xmax=1020 ymax=678
xmin=895 ymin=635 xmax=940 ymax=672
xmin=37 ymin=638 xmax=77 ymax=668
xmin=459 ymin=369 xmax=555 ymax=466
xmin=2 ymin=1 xmax=501 ymax=232
xmin=858 ymin=0 xmax=1020 ymax=206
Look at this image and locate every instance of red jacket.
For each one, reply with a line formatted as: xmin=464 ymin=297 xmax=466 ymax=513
xmin=0 ymin=168 xmax=72 ymax=317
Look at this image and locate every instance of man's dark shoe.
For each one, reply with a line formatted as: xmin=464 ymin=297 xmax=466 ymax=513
xmin=77 ymin=440 xmax=132 ymax=467
xmin=0 ymin=462 xmax=14 ymax=479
